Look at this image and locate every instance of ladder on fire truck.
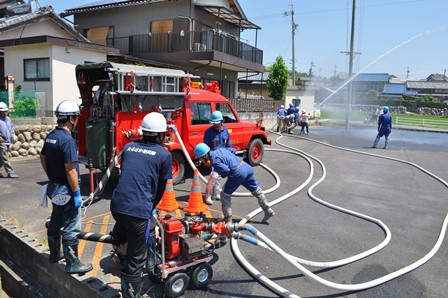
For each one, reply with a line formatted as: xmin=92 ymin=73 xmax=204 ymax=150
xmin=107 ymin=66 xmax=191 ymax=96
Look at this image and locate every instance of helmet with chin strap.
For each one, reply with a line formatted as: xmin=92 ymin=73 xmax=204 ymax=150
xmin=194 ymin=143 xmax=210 ymax=159
xmin=55 ymin=100 xmax=80 ymax=119
xmin=210 ymin=111 xmax=223 ymax=124
xmin=0 ymin=102 xmax=8 ymax=112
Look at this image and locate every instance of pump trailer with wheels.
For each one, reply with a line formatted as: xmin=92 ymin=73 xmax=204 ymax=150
xmin=79 ymin=213 xmax=236 ymax=297
xmin=74 ymin=62 xmax=271 ymax=189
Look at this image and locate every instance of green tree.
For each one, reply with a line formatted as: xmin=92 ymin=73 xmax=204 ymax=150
xmin=266 ymin=56 xmax=289 ymax=100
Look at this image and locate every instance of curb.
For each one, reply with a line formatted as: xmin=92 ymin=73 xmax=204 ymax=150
xmin=0 ymin=217 xmax=120 ymax=298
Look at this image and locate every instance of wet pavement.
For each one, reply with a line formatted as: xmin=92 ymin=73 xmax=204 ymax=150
xmin=1 ymin=126 xmax=447 ymax=297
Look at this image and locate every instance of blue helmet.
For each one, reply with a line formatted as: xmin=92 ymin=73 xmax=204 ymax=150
xmin=210 ymin=111 xmax=223 ymax=124
xmin=194 ymin=143 xmax=210 ymax=159
xmin=289 ymin=103 xmax=293 ymax=107
xmin=383 ymin=106 xmax=389 ymax=113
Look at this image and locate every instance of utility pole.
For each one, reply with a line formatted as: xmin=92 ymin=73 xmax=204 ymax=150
xmin=407 ymin=66 xmax=410 ymax=79
xmin=340 ymin=0 xmax=358 ymax=129
xmin=284 ymin=5 xmax=298 ymax=86
xmin=309 ymin=61 xmax=316 ymax=78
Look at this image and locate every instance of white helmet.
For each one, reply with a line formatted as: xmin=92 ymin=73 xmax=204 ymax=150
xmin=0 ymin=102 xmax=8 ymax=111
xmin=280 ymin=105 xmax=284 ymax=108
xmin=301 ymin=109 xmax=306 ymax=114
xmin=140 ymin=112 xmax=167 ymax=134
xmin=55 ymin=100 xmax=80 ymax=118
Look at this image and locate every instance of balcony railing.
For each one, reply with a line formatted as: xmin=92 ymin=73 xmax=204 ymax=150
xmin=106 ymin=30 xmax=263 ymax=64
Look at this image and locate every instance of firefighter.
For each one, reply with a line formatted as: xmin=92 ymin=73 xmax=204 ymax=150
xmin=276 ymin=104 xmax=286 ymax=132
xmin=371 ymin=106 xmax=392 ymax=149
xmin=287 ymin=107 xmax=301 ymax=134
xmin=203 ymin=110 xmax=236 ymax=205
xmin=194 ymin=143 xmax=275 ymax=224
xmin=0 ymin=102 xmax=19 ymax=178
xmin=110 ymin=112 xmax=172 ymax=298
xmin=40 ymin=100 xmax=93 ymax=274
xmin=299 ymin=109 xmax=310 ymax=135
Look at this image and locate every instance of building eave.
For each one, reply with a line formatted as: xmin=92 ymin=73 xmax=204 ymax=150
xmin=0 ymin=35 xmax=119 ymax=54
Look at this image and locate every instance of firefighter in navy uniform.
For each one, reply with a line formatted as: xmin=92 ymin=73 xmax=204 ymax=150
xmin=40 ymin=100 xmax=93 ymax=274
xmin=203 ymin=110 xmax=236 ymax=205
xmin=371 ymin=106 xmax=392 ymax=149
xmin=110 ymin=112 xmax=172 ymax=298
xmin=194 ymin=143 xmax=275 ymax=224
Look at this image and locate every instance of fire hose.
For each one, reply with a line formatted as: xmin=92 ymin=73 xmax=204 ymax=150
xmin=229 ymin=131 xmax=448 ymax=297
xmin=169 ymin=124 xmax=281 ymax=196
xmin=82 ymin=150 xmax=123 ymax=208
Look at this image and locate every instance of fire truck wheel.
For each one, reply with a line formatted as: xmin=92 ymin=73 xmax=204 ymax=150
xmin=171 ymin=151 xmax=186 ymax=185
xmin=164 ymin=272 xmax=190 ymax=297
xmin=247 ymin=138 xmax=264 ymax=166
xmin=191 ymin=263 xmax=213 ymax=288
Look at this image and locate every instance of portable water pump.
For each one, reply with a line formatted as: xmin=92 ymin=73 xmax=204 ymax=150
xmin=109 ymin=212 xmax=231 ymax=297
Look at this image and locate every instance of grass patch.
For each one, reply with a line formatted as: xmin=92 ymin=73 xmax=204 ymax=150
xmin=320 ymin=107 xmax=448 ymax=129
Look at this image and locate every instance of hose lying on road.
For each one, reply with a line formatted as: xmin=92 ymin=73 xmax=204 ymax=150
xmin=230 ymin=129 xmax=448 ymax=297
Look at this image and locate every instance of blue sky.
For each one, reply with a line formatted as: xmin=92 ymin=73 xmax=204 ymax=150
xmin=38 ymin=0 xmax=447 ymax=80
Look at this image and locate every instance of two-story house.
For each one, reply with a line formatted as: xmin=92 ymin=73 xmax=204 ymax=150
xmin=61 ymin=0 xmax=265 ymax=99
xmin=0 ymin=6 xmax=118 ymax=116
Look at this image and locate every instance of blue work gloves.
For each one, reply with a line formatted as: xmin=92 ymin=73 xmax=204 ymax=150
xmin=73 ymin=189 xmax=82 ymax=208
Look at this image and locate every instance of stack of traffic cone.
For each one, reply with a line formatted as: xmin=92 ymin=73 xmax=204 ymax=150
xmin=156 ymin=179 xmax=181 ymax=212
xmin=184 ymin=169 xmax=208 ymax=213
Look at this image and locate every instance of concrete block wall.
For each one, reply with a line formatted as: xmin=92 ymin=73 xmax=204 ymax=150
xmin=0 ymin=217 xmax=119 ymax=298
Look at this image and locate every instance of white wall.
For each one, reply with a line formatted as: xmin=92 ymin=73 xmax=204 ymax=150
xmin=285 ymin=92 xmax=316 ymax=115
xmin=51 ymin=46 xmax=106 ymax=109
xmin=4 ymin=44 xmax=53 ymax=115
xmin=4 ymin=44 xmax=108 ymax=116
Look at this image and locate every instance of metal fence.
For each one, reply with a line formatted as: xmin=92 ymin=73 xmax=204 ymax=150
xmin=0 ymin=91 xmax=38 ymax=118
xmin=107 ymin=30 xmax=263 ymax=64
xmin=395 ymin=117 xmax=448 ymax=129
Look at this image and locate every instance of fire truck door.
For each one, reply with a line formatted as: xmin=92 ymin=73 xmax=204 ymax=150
xmin=215 ymin=103 xmax=244 ymax=151
xmin=188 ymin=102 xmax=212 ymax=150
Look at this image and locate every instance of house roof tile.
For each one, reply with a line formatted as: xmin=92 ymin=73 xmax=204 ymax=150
xmin=352 ymin=73 xmax=390 ymax=82
xmin=0 ymin=6 xmax=89 ymax=42
xmin=61 ymin=0 xmax=259 ymax=29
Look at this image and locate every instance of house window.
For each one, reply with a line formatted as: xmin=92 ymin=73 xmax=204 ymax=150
xmin=24 ymin=58 xmax=50 ymax=81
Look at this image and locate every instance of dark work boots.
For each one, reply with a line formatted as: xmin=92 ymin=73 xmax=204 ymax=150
xmin=121 ymin=272 xmax=144 ymax=298
xmin=62 ymin=238 xmax=93 ymax=274
xmin=47 ymin=232 xmax=64 ymax=263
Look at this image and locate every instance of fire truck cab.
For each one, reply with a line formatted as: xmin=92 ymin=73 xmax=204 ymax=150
xmin=75 ymin=62 xmax=271 ymax=184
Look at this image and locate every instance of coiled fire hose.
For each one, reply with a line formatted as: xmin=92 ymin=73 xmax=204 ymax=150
xmin=229 ymin=131 xmax=448 ymax=297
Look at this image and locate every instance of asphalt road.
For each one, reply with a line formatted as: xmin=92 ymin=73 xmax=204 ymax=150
xmin=1 ymin=125 xmax=447 ymax=298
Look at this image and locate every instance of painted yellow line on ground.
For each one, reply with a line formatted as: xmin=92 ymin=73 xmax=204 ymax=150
xmin=175 ymin=208 xmax=182 ymax=218
xmin=78 ymin=220 xmax=93 ymax=258
xmin=82 ymin=211 xmax=112 ymax=222
xmin=109 ymin=274 xmax=121 ymax=284
xmin=203 ymin=210 xmax=213 ymax=219
xmin=91 ymin=215 xmax=110 ymax=277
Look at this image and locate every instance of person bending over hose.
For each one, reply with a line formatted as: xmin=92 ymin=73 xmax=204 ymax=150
xmin=194 ymin=143 xmax=275 ymax=224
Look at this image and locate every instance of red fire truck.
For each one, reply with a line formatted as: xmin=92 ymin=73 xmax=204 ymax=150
xmin=75 ymin=62 xmax=271 ymax=185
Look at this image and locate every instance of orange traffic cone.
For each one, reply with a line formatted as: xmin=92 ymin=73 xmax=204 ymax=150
xmin=156 ymin=179 xmax=181 ymax=212
xmin=184 ymin=169 xmax=208 ymax=213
